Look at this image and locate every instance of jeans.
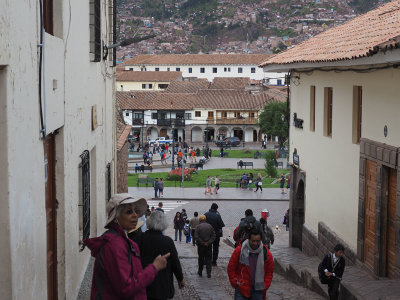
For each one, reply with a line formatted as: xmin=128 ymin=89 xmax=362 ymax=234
xmin=255 ymin=185 xmax=262 ymax=192
xmin=154 ymin=188 xmax=158 ymax=198
xmin=234 ymin=288 xmax=263 ymax=300
xmin=174 ymin=229 xmax=182 ymax=241
xmin=197 ymin=244 xmax=212 ymax=275
xmin=211 ymin=237 xmax=220 ymax=264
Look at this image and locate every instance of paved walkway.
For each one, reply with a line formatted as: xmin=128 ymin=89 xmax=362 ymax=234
xmin=128 ymin=187 xmax=289 ymax=201
xmin=270 ymin=234 xmax=400 ymax=300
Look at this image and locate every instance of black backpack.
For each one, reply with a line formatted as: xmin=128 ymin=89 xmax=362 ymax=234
xmin=318 ymin=254 xmax=331 ymax=284
xmin=241 ymin=218 xmax=256 ymax=240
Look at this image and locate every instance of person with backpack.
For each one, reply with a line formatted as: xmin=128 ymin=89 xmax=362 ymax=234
xmin=184 ymin=220 xmax=191 ymax=243
xmin=283 ymin=209 xmax=289 ymax=231
xmin=318 ymin=244 xmax=346 ymax=300
xmin=235 ymin=209 xmax=267 ymax=247
xmin=259 ymin=218 xmax=274 ymax=249
xmin=204 ymin=203 xmax=225 ymax=266
xmin=228 ymin=229 xmax=274 ymax=300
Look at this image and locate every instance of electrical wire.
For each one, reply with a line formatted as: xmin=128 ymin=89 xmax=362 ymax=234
xmin=38 ymin=0 xmax=45 ymax=138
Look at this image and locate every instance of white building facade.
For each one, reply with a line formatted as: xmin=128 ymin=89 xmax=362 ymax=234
xmin=122 ymin=54 xmax=285 ymax=85
xmin=0 ymin=0 xmax=116 ymax=299
xmin=262 ymin=1 xmax=400 ymax=279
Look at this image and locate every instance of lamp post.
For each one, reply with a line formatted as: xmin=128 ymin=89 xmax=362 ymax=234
xmin=242 ymin=117 xmax=246 ymax=148
xmin=171 ymin=124 xmax=175 ymax=170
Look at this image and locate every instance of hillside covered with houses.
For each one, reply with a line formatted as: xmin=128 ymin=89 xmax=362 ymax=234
xmin=116 ymin=0 xmax=390 ymax=61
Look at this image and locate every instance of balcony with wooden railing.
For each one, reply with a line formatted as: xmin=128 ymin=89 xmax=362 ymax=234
xmin=215 ymin=117 xmax=258 ymax=125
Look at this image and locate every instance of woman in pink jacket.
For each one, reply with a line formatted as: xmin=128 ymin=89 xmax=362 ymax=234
xmin=84 ymin=194 xmax=169 ymax=300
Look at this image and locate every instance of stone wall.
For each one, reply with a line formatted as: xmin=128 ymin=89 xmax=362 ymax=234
xmin=117 ymin=141 xmax=129 ymax=193
xmin=302 ymin=222 xmax=357 ymax=266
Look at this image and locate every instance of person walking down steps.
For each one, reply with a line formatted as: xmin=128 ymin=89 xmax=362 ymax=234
xmin=195 ymin=215 xmax=216 ymax=278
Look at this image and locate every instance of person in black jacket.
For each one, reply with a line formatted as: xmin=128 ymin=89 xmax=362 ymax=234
xmin=138 ymin=211 xmax=185 ymax=300
xmin=318 ymin=243 xmax=346 ymax=300
xmin=204 ymin=203 xmax=225 ymax=266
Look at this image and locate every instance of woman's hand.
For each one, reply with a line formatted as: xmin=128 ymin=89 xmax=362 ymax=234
xmin=153 ymin=253 xmax=170 ymax=271
xmin=178 ymin=280 xmax=185 ymax=289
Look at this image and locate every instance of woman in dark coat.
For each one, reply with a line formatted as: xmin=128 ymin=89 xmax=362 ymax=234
xmin=139 ymin=211 xmax=185 ymax=300
xmin=173 ymin=212 xmax=185 ymax=242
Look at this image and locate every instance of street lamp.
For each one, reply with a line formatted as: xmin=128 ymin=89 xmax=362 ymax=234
xmin=241 ymin=116 xmax=246 ymax=148
xmin=171 ymin=123 xmax=175 ymax=170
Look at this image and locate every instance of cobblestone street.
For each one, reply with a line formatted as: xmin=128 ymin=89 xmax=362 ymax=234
xmin=163 ymin=200 xmax=324 ymax=300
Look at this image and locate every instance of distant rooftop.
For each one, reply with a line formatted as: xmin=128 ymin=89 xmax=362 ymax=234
xmin=116 ymin=71 xmax=182 ymax=82
xmin=124 ymin=54 xmax=272 ymax=66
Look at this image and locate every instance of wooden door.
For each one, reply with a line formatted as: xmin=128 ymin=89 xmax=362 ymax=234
xmin=364 ymin=160 xmax=377 ymax=271
xmin=386 ymin=168 xmax=397 ymax=278
xmin=44 ymin=134 xmax=58 ymax=300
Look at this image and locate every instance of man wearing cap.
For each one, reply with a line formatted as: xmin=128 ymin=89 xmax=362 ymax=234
xmin=194 ymin=215 xmax=216 ymax=278
xmin=205 ymin=203 xmax=225 ymax=266
xmin=84 ymin=193 xmax=170 ymax=299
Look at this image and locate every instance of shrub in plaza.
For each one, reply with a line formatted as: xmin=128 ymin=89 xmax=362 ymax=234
xmin=166 ymin=168 xmax=195 ymax=181
xmin=265 ymin=151 xmax=278 ymax=178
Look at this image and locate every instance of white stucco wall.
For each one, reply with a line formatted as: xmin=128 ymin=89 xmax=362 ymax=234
xmin=289 ymin=66 xmax=400 ymax=250
xmin=0 ymin=1 xmax=115 ymax=299
xmin=123 ymin=64 xmax=284 ymax=81
xmin=117 ymin=80 xmax=169 ymax=91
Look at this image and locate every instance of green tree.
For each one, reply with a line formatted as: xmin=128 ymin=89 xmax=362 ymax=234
xmin=265 ymin=151 xmax=278 ymax=178
xmin=258 ymin=101 xmax=288 ymax=149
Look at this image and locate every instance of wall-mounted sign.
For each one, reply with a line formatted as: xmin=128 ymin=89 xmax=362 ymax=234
xmin=293 ymin=153 xmax=300 ymax=167
xmin=293 ymin=113 xmax=304 ymax=129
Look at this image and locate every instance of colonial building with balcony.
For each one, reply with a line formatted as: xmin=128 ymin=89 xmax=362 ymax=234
xmin=117 ymin=79 xmax=286 ymax=145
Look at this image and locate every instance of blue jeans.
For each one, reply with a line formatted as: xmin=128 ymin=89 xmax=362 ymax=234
xmin=154 ymin=188 xmax=158 ymax=198
xmin=234 ymin=288 xmax=263 ymax=300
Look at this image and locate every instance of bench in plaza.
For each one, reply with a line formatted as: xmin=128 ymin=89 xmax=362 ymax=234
xmin=135 ymin=165 xmax=153 ymax=173
xmin=189 ymin=162 xmax=204 ymax=170
xmin=220 ymin=152 xmax=229 ymax=157
xmin=237 ymin=161 xmax=254 ymax=169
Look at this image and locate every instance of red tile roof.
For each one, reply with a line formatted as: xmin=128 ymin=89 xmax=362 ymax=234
xmin=117 ymin=88 xmax=285 ymax=112
xmin=116 ymin=71 xmax=182 ymax=82
xmin=117 ymin=91 xmax=158 ymax=110
xmin=164 ymin=79 xmax=210 ymax=93
xmin=124 ymin=54 xmax=271 ymax=66
xmin=116 ymin=106 xmax=131 ymax=152
xmin=260 ymin=1 xmax=400 ymax=66
xmin=209 ymin=77 xmax=251 ymax=90
xmin=195 ymin=89 xmax=284 ymax=110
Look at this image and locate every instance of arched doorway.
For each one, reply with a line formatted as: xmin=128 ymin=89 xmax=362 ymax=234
xmin=233 ymin=127 xmax=243 ymax=140
xmin=160 ymin=128 xmax=168 ymax=137
xmin=204 ymin=127 xmax=215 ymax=142
xmin=292 ymin=179 xmax=305 ymax=250
xmin=191 ymin=126 xmax=202 ymax=142
xmin=218 ymin=127 xmax=228 ymax=140
xmin=253 ymin=130 xmax=258 ymax=142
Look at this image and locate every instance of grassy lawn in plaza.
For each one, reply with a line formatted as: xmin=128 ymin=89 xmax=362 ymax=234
xmin=128 ymin=168 xmax=289 ymax=188
xmin=211 ymin=149 xmax=274 ymax=159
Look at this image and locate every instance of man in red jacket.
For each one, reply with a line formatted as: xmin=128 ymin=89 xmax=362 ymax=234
xmin=228 ymin=229 xmax=274 ymax=300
